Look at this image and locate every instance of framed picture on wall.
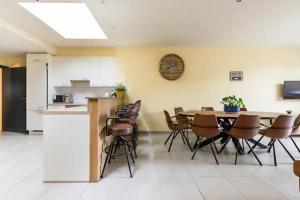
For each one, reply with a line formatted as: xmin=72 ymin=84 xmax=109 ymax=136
xmin=230 ymin=71 xmax=243 ymax=81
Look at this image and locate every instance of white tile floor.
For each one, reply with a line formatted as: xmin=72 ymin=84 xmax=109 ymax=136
xmin=0 ymin=131 xmax=300 ymax=200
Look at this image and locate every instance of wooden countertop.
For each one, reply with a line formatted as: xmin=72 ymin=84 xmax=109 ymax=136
xmin=43 ymin=111 xmax=89 ymax=115
xmin=86 ymin=97 xmax=122 ymax=100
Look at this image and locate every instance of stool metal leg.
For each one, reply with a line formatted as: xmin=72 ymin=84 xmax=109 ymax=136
xmin=100 ymin=141 xmax=114 ymax=178
xmin=124 ymin=140 xmax=133 ymax=178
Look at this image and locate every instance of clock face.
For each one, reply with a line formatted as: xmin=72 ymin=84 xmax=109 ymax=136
xmin=159 ymin=54 xmax=184 ymax=80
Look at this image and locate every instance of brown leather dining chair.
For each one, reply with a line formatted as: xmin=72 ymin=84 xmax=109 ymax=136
xmin=290 ymin=114 xmax=300 ymax=153
xmin=250 ymin=115 xmax=295 ymax=166
xmin=163 ymin=110 xmax=192 ymax=152
xmin=201 ymin=107 xmax=214 ymax=111
xmin=294 ymin=160 xmax=300 ymax=190
xmin=191 ymin=114 xmax=220 ymax=164
xmin=223 ymin=114 xmax=262 ymax=165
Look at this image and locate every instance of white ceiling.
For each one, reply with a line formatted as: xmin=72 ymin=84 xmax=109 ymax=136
xmin=0 ymin=27 xmax=45 ymax=55
xmin=0 ymin=0 xmax=300 ymax=55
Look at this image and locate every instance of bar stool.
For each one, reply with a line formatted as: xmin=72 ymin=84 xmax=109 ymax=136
xmin=101 ymin=121 xmax=135 ymax=178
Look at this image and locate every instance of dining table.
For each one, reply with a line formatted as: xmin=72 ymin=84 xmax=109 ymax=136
xmin=179 ymin=110 xmax=286 ymax=154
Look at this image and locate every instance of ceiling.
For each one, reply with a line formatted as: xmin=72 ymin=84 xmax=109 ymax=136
xmin=0 ymin=0 xmax=300 ymax=55
xmin=0 ymin=27 xmax=45 ymax=55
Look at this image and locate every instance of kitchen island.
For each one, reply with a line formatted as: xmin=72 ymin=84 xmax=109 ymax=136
xmin=43 ymin=97 xmax=123 ymax=182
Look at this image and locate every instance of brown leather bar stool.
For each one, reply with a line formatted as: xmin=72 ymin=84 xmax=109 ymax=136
xmin=191 ymin=114 xmax=220 ymax=164
xmin=250 ymin=115 xmax=295 ymax=166
xmin=101 ymin=120 xmax=135 ymax=178
xmin=224 ymin=115 xmax=262 ymax=165
xmin=163 ymin=110 xmax=192 ymax=152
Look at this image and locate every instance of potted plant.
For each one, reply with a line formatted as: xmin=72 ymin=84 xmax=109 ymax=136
xmin=221 ymin=95 xmax=245 ymax=113
xmin=115 ymin=83 xmax=127 ymax=98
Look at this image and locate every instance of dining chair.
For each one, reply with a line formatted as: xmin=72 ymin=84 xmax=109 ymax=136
xmin=201 ymin=107 xmax=214 ymax=111
xmin=240 ymin=107 xmax=247 ymax=111
xmin=290 ymin=114 xmax=300 ymax=153
xmin=222 ymin=114 xmax=262 ymax=165
xmin=174 ymin=107 xmax=192 ymax=146
xmin=250 ymin=115 xmax=295 ymax=166
xmin=191 ymin=114 xmax=220 ymax=164
xmin=294 ymin=160 xmax=300 ymax=190
xmin=163 ymin=110 xmax=192 ymax=152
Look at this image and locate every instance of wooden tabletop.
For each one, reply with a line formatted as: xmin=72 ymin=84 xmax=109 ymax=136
xmin=178 ymin=111 xmax=286 ymax=119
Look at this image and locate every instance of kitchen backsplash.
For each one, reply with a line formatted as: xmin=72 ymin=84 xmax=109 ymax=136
xmin=54 ymin=86 xmax=115 ymax=104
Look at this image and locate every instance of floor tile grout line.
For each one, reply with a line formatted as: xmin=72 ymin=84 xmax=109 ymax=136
xmin=78 ymin=183 xmax=89 ymax=200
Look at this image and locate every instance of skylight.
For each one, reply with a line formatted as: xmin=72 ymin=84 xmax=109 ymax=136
xmin=18 ymin=2 xmax=107 ymax=39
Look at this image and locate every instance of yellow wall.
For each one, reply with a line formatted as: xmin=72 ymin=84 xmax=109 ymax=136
xmin=58 ymin=47 xmax=300 ymax=131
xmin=0 ymin=56 xmax=26 ymax=67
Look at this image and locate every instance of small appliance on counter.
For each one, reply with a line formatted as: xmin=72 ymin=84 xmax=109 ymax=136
xmin=53 ymin=94 xmax=73 ymax=103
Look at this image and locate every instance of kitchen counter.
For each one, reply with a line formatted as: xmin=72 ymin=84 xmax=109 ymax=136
xmin=85 ymin=97 xmax=122 ymax=100
xmin=43 ymin=97 xmax=124 ymax=182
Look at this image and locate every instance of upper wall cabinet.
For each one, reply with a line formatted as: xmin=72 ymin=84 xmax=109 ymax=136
xmin=50 ymin=56 xmax=116 ymax=87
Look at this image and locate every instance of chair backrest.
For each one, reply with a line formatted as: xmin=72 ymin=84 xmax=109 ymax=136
xmin=164 ymin=110 xmax=176 ymax=130
xmin=292 ymin=114 xmax=300 ymax=135
xmin=192 ymin=114 xmax=220 ymax=137
xmin=240 ymin=107 xmax=248 ymax=111
xmin=229 ymin=115 xmax=260 ymax=139
xmin=266 ymin=115 xmax=294 ymax=139
xmin=174 ymin=107 xmax=188 ymax=121
xmin=201 ymin=107 xmax=214 ymax=111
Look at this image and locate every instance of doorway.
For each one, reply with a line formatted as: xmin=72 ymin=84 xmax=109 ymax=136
xmin=1 ymin=66 xmax=27 ymax=133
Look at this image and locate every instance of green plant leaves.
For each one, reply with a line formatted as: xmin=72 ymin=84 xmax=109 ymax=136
xmin=220 ymin=95 xmax=246 ymax=108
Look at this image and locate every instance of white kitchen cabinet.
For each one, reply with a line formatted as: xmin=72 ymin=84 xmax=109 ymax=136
xmin=51 ymin=56 xmax=116 ymax=87
xmin=99 ymin=57 xmax=116 ymax=86
xmin=27 ymin=54 xmax=51 ymax=132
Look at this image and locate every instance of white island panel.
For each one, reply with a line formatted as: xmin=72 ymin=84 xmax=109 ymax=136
xmin=43 ymin=112 xmax=90 ymax=182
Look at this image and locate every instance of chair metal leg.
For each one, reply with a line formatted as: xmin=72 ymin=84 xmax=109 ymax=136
xmin=164 ymin=131 xmax=174 ymax=145
xmin=290 ymin=136 xmax=300 ymax=153
xmin=180 ymin=132 xmax=186 ymax=144
xmin=168 ymin=131 xmax=178 ymax=152
xmin=124 ymin=141 xmax=133 ymax=178
xmin=193 ymin=136 xmax=200 ymax=151
xmin=209 ymin=139 xmax=219 ymax=165
xmin=191 ymin=141 xmax=200 ymax=160
xmin=212 ymin=140 xmax=218 ymax=153
xmin=245 ymin=140 xmax=262 ymax=166
xmin=218 ymin=137 xmax=231 ymax=154
xmin=278 ymin=139 xmax=295 ymax=161
xmin=273 ymin=140 xmax=277 ymax=166
xmin=267 ymin=139 xmax=275 ymax=153
xmin=182 ymin=131 xmax=193 ymax=151
xmin=247 ymin=135 xmax=264 ymax=153
xmin=235 ymin=151 xmax=238 ymax=165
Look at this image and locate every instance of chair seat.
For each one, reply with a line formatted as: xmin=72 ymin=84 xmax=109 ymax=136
xmin=294 ymin=160 xmax=300 ymax=177
xmin=107 ymin=123 xmax=133 ymax=136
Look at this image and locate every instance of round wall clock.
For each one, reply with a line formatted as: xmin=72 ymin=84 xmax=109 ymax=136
xmin=159 ymin=54 xmax=184 ymax=80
